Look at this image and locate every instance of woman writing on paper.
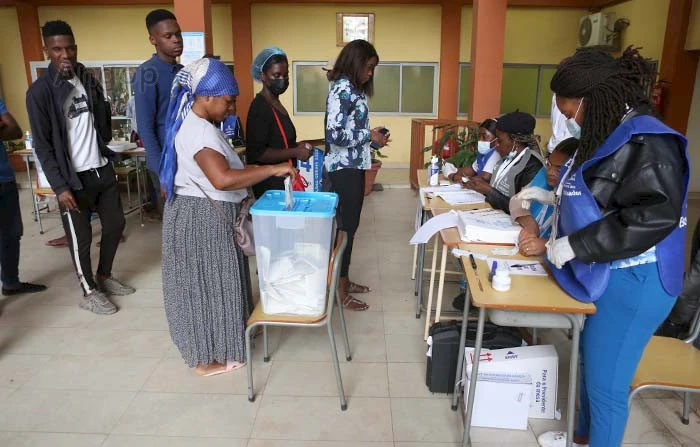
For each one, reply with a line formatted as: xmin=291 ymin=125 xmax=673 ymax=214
xmin=246 ymin=47 xmax=313 ymax=198
xmin=462 ymin=111 xmax=544 ymax=213
xmin=524 ymin=48 xmax=689 ymax=447
xmin=160 ymin=58 xmax=294 ymax=377
xmin=509 ymin=137 xmax=578 ymax=257
xmin=446 ymin=118 xmax=501 ymax=183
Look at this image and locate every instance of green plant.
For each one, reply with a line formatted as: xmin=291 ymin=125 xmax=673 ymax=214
xmin=422 ymin=123 xmax=480 ymax=168
xmin=5 ymin=140 xmax=25 ymax=153
xmin=371 ymin=147 xmax=387 ymax=163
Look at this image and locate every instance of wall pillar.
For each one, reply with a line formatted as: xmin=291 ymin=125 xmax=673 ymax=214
xmin=16 ymin=3 xmax=43 ymax=85
xmin=468 ymin=0 xmax=507 ymax=122
xmin=231 ymin=0 xmax=254 ymax=126
xmin=437 ymin=0 xmax=461 ymax=119
xmin=174 ymin=0 xmax=213 ymax=56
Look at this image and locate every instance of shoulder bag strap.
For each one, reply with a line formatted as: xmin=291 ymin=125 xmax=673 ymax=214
xmin=191 ymin=179 xmax=236 ymax=228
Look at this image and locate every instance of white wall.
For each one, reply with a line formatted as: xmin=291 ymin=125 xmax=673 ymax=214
xmin=688 ymin=62 xmax=700 ymax=193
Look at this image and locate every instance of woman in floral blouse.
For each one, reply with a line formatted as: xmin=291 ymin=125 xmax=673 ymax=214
xmin=325 ymin=39 xmax=389 ymax=311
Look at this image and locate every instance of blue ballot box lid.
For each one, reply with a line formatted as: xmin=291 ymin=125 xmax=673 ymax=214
xmin=250 ymin=191 xmax=338 ymax=218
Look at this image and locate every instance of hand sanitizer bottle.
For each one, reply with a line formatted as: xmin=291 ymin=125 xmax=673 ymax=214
xmin=429 ymin=155 xmax=439 ymax=186
xmin=24 ymin=131 xmax=33 ymax=150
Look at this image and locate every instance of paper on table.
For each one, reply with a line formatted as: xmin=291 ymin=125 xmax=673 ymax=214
xmin=435 ymin=190 xmax=485 ymax=205
xmin=409 ymin=210 xmax=458 ymax=245
xmin=485 ymin=258 xmax=548 ymax=276
xmin=419 ymin=183 xmax=462 ymax=204
xmin=284 ymin=176 xmax=294 ymax=210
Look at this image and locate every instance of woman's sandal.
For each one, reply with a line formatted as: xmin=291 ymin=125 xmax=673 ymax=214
xmin=196 ymin=360 xmax=245 ymax=377
xmin=347 ymin=281 xmax=371 ymax=294
xmin=343 ymin=295 xmax=369 ymax=311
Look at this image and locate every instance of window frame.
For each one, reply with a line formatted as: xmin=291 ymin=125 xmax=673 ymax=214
xmin=292 ymin=60 xmax=439 ymax=116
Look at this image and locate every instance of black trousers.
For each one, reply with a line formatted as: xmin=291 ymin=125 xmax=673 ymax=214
xmin=329 ymin=168 xmax=365 ymax=277
xmin=60 ymin=163 xmax=125 ymax=295
xmin=147 ymin=169 xmax=164 ymax=216
xmin=0 ymin=181 xmax=23 ymax=288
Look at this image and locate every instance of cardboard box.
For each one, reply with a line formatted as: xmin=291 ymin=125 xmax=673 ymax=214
xmin=465 ymin=344 xmax=558 ymax=419
xmin=463 ymin=371 xmax=532 ymax=430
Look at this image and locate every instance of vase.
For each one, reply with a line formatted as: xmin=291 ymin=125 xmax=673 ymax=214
xmin=364 ymin=159 xmax=382 ymax=196
xmin=8 ymin=153 xmax=26 ymax=173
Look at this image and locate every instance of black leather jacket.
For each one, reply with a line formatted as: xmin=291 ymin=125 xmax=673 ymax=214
xmin=568 ymin=108 xmax=687 ymax=264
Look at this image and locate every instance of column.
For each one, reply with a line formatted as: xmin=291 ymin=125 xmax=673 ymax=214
xmin=231 ymin=0 xmax=254 ymax=127
xmin=437 ymin=0 xmax=461 ymax=119
xmin=468 ymin=0 xmax=507 ymax=122
xmin=174 ymin=0 xmax=213 ymax=56
xmin=16 ymin=4 xmax=43 ymax=86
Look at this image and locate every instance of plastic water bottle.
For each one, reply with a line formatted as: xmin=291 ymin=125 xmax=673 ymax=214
xmin=429 ymin=155 xmax=439 ymax=186
xmin=24 ymin=131 xmax=33 ymax=150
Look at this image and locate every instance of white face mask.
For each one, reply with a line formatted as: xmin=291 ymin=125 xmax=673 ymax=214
xmin=566 ymin=99 xmax=583 ymax=139
xmin=477 ymin=140 xmax=492 ymax=155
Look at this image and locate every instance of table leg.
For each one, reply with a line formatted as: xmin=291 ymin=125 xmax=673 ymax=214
xmin=24 ymin=156 xmax=40 ymax=224
xmin=434 ymin=241 xmax=449 ymax=326
xmin=452 ymin=286 xmax=471 ymax=410
xmin=411 ymin=245 xmax=418 ymax=281
xmin=423 ymin=236 xmax=440 ymax=340
xmin=564 ymin=314 xmax=581 ymax=447
xmin=415 ymin=209 xmax=428 ymax=318
xmin=136 ymin=156 xmax=144 ymax=226
xmin=463 ymin=307 xmax=486 ymax=447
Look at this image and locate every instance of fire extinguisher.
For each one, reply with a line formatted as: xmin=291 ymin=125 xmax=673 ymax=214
xmin=650 ymin=81 xmax=666 ymax=116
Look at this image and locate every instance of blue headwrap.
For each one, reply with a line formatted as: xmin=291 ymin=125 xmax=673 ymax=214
xmin=251 ymin=47 xmax=286 ymax=82
xmin=160 ymin=58 xmax=239 ymax=201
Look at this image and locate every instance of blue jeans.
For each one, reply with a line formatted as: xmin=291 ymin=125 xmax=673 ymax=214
xmin=575 ymin=263 xmax=676 ymax=446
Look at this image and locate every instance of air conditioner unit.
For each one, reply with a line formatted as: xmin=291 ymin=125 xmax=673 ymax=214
xmin=578 ymin=12 xmax=615 ymax=48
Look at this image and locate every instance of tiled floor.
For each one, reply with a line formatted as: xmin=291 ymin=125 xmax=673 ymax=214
xmin=0 ymin=186 xmax=698 ymax=447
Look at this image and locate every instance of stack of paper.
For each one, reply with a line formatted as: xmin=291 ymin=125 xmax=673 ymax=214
xmin=458 ymin=209 xmax=521 ymax=245
xmin=434 ymin=190 xmax=485 ymax=205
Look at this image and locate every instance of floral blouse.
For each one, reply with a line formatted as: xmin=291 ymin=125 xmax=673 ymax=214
xmin=324 ymin=77 xmax=372 ymax=172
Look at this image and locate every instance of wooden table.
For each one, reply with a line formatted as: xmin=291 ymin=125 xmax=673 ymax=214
xmin=454 ymin=243 xmax=595 ymax=447
xmin=414 ymin=169 xmax=489 ymax=318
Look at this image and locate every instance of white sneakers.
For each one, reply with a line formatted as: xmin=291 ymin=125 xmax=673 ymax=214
xmin=537 ymin=431 xmax=589 ymax=447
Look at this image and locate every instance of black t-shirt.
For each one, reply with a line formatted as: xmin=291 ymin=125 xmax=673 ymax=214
xmin=246 ymin=93 xmax=297 ymax=197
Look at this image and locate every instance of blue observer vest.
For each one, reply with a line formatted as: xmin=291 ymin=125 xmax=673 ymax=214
xmin=549 ymin=115 xmax=689 ymax=303
xmin=475 ymin=149 xmax=496 ymax=175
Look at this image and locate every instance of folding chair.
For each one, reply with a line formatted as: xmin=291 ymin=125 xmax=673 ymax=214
xmin=629 ymin=305 xmax=700 ymax=424
xmin=244 ymin=231 xmax=352 ymax=410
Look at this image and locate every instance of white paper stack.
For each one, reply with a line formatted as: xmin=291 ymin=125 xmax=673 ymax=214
xmin=434 ymin=190 xmax=485 ymax=205
xmin=457 ymin=209 xmax=521 ymax=245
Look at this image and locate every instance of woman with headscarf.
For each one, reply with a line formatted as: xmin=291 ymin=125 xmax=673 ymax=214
xmin=325 ymin=39 xmax=389 ymax=311
xmin=525 ymin=48 xmax=688 ymax=447
xmin=246 ymin=47 xmax=313 ymax=198
xmin=160 ymin=58 xmax=294 ymax=377
xmin=462 ymin=111 xmax=544 ymax=213
xmin=446 ymin=118 xmax=501 ymax=183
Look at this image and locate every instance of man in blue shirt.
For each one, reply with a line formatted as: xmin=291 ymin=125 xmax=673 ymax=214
xmin=132 ymin=9 xmax=183 ymax=219
xmin=0 ymin=97 xmax=47 ymax=296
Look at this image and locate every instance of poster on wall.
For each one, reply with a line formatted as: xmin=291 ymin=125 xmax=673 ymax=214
xmin=180 ymin=32 xmax=206 ymax=66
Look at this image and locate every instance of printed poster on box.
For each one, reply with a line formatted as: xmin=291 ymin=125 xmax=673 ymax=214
xmin=297 ymin=147 xmax=325 ymax=191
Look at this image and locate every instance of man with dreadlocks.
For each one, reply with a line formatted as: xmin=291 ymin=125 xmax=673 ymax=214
xmin=518 ymin=48 xmax=689 ymax=447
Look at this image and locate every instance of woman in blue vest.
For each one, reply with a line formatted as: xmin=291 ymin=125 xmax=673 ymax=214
xmin=447 ymin=118 xmax=501 ymax=182
xmin=527 ymin=48 xmax=689 ymax=447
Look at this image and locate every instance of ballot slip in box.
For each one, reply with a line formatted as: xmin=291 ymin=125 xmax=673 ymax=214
xmin=250 ymin=191 xmax=338 ymax=316
xmin=464 ymin=344 xmax=559 ymax=419
xmin=463 ymin=371 xmax=532 ymax=430
xmin=457 ymin=209 xmax=521 ymax=245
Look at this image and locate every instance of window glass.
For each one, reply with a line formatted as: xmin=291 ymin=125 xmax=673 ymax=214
xmin=401 ymin=65 xmax=435 ymax=114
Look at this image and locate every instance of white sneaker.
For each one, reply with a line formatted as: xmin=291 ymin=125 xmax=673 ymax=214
xmin=537 ymin=431 xmax=589 ymax=447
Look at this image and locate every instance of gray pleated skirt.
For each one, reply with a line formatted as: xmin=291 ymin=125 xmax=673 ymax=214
xmin=162 ymin=194 xmax=250 ymax=367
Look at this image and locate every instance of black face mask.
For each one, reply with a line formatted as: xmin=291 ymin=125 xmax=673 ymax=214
xmin=267 ymin=78 xmax=289 ymax=96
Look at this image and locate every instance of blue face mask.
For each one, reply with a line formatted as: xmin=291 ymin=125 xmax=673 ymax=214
xmin=477 ymin=140 xmax=492 ymax=155
xmin=566 ymin=100 xmax=583 ymax=139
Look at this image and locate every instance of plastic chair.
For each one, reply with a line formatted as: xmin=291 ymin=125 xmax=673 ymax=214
xmin=629 ymin=304 xmax=700 ymax=424
xmin=244 ymin=231 xmax=352 ymax=410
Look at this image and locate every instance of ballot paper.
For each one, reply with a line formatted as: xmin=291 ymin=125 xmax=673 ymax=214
xmin=434 ymin=190 xmax=486 ymax=205
xmin=458 ymin=209 xmax=521 ymax=245
xmin=409 ymin=211 xmax=458 ymax=245
xmin=486 ymin=258 xmax=548 ymax=276
xmin=284 ymin=176 xmax=294 ymax=210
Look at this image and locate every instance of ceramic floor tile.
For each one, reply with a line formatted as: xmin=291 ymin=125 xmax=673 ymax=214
xmin=22 ymin=355 xmax=160 ymax=391
xmin=0 ymin=303 xmax=99 ymax=328
xmin=623 ymin=398 xmax=681 ymax=445
xmin=0 ymin=388 xmax=136 ymax=433
xmin=102 ymin=434 xmax=247 ymax=447
xmin=273 ymin=328 xmax=386 ymax=363
xmin=0 ymin=432 xmax=106 ymax=447
xmin=383 ymin=312 xmax=426 ymax=335
xmin=644 ymin=398 xmax=700 ymax=446
xmin=247 ymin=441 xmax=393 ymax=447
xmin=0 ymin=354 xmax=51 ymax=388
xmin=142 ymin=357 xmax=271 ymax=395
xmin=388 ymin=362 xmax=446 ymax=398
xmin=59 ymin=328 xmax=172 ymax=358
xmin=264 ymin=361 xmax=388 ymax=397
xmin=252 ymin=395 xmax=392 ymax=441
xmin=80 ymin=306 xmax=168 ymax=331
xmin=332 ymin=310 xmax=384 ymax=335
xmin=0 ymin=326 xmax=75 ymax=355
xmin=112 ymin=392 xmax=259 ymax=438
xmin=386 ymin=333 xmax=428 ymax=363
xmin=391 ymin=397 xmax=463 ymax=442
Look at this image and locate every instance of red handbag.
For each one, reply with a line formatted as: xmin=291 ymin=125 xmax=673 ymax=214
xmin=271 ymin=106 xmax=308 ymax=192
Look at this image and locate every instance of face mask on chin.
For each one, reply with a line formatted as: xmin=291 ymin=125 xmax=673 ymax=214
xmin=267 ymin=78 xmax=289 ymax=96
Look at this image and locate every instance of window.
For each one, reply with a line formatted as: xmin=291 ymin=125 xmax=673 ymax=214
xmin=293 ymin=61 xmax=437 ymax=115
xmin=458 ymin=63 xmax=557 ymax=117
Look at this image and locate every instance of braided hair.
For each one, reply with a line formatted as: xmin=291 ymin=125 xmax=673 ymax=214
xmin=550 ymin=46 xmax=656 ymax=168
